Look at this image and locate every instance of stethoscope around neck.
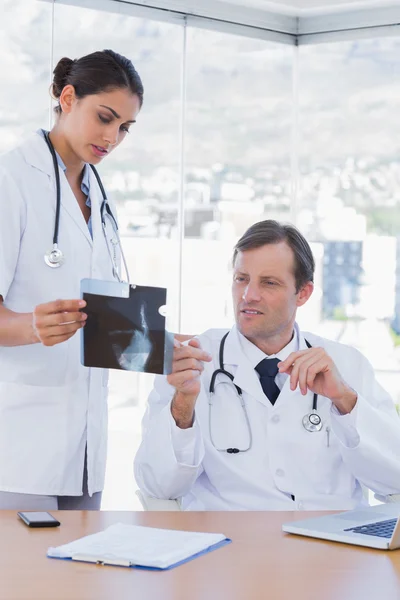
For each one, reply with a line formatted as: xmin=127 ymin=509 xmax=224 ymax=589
xmin=208 ymin=333 xmax=322 ymax=454
xmin=41 ymin=130 xmax=130 ymax=283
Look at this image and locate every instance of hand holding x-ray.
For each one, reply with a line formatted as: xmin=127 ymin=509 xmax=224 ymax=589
xmin=168 ymin=337 xmax=211 ymax=396
xmin=168 ymin=337 xmax=212 ymax=429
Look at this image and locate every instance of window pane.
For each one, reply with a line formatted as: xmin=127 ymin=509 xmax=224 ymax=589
xmin=53 ymin=3 xmax=183 ymax=509
xmin=0 ymin=0 xmax=51 ymax=151
xmin=298 ymin=38 xmax=400 ymax=408
xmin=182 ymin=29 xmax=294 ymax=334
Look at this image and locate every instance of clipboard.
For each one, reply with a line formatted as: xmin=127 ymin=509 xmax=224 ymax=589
xmin=47 ymin=522 xmax=231 ymax=570
xmin=80 ymin=278 xmax=173 ymax=375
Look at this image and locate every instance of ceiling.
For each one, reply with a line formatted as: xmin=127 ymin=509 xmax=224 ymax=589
xmin=62 ymin=0 xmax=400 ymax=43
xmin=218 ymin=0 xmax=400 ymax=16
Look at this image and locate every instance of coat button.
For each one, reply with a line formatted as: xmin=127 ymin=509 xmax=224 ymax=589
xmin=276 ymin=468 xmax=285 ymax=477
xmin=271 ymin=414 xmax=280 ymax=423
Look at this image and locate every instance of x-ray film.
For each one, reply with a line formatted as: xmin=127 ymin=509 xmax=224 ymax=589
xmin=80 ymin=278 xmax=173 ymax=375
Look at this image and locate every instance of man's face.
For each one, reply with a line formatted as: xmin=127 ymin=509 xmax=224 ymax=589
xmin=232 ymin=242 xmax=313 ymax=345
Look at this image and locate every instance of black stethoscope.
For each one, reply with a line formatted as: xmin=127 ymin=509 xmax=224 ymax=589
xmin=208 ymin=333 xmax=322 ymax=454
xmin=42 ymin=130 xmax=130 ymax=283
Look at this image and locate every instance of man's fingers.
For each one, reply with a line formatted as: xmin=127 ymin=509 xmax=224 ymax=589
xmin=188 ymin=338 xmax=201 ymax=348
xmin=298 ymin=359 xmax=316 ymax=395
xmin=300 ymin=358 xmax=328 ymax=394
xmin=169 ymin=337 xmax=210 ymax=398
xmin=173 ymin=357 xmax=204 ymax=374
xmin=174 ymin=342 xmax=212 ymax=363
xmin=278 ymin=350 xmax=308 ymax=373
xmin=172 ymin=336 xmax=212 ymax=363
xmin=294 ymin=354 xmax=321 ymax=394
xmin=174 ymin=334 xmax=196 ymax=343
xmin=167 ymin=369 xmax=200 ymax=388
xmin=289 ymin=356 xmax=303 ymax=391
xmin=290 ymin=352 xmax=327 ymax=394
xmin=181 ymin=376 xmax=200 ymax=388
xmin=306 ymin=365 xmax=319 ymax=390
xmin=289 ymin=354 xmax=317 ymax=392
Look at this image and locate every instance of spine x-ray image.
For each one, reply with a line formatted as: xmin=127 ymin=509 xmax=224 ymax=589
xmin=81 ymin=281 xmax=173 ymax=375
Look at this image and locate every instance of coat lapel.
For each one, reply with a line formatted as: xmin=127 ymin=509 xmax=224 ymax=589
xmin=59 ymin=172 xmax=93 ymax=248
xmin=89 ymin=167 xmax=115 ymax=281
xmin=222 ymin=326 xmax=272 ymax=408
xmin=273 ymin=327 xmax=314 ymax=410
xmin=21 ymin=132 xmax=92 ymax=249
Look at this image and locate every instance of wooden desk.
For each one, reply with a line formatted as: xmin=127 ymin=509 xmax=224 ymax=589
xmin=1 ymin=511 xmax=400 ymax=600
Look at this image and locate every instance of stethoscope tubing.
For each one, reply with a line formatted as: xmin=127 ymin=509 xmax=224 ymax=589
xmin=42 ymin=130 xmax=130 ymax=283
xmin=208 ymin=333 xmax=321 ymax=453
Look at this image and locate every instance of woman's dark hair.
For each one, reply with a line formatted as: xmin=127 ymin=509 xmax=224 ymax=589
xmin=233 ymin=220 xmax=315 ymax=292
xmin=51 ymin=49 xmax=144 ymax=113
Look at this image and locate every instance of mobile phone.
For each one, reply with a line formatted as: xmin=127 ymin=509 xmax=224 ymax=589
xmin=17 ymin=511 xmax=61 ymax=528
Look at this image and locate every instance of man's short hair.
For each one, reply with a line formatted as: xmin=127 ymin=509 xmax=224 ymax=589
xmin=232 ymin=220 xmax=315 ymax=293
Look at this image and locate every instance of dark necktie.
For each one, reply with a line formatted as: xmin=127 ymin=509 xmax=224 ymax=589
xmin=255 ymin=358 xmax=281 ymax=405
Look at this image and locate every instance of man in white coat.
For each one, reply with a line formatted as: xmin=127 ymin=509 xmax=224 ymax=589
xmin=134 ymin=220 xmax=400 ymax=510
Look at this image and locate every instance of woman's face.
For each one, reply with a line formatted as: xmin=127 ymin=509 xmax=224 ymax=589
xmin=59 ymin=86 xmax=141 ymax=164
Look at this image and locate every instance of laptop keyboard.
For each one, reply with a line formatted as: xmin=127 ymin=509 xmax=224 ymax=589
xmin=344 ymin=518 xmax=397 ymax=538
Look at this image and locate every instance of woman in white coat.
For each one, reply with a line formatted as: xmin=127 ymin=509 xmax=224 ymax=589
xmin=0 ymin=50 xmax=143 ymax=509
xmin=134 ymin=220 xmax=400 ymax=510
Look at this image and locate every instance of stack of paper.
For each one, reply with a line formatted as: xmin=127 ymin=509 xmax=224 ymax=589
xmin=47 ymin=523 xmax=231 ymax=570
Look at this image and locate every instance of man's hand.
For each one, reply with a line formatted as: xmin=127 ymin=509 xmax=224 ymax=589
xmin=278 ymin=347 xmax=357 ymax=414
xmin=33 ymin=299 xmax=87 ymax=347
xmin=174 ymin=333 xmax=195 ymax=343
xmin=168 ymin=338 xmax=212 ymax=429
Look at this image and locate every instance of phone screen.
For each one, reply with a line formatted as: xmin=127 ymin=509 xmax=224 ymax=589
xmin=18 ymin=511 xmax=60 ymax=526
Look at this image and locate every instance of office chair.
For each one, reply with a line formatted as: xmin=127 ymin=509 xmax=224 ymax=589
xmin=136 ymin=489 xmax=182 ymax=511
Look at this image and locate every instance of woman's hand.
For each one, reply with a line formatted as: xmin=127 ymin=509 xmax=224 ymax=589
xmin=33 ymin=299 xmax=87 ymax=347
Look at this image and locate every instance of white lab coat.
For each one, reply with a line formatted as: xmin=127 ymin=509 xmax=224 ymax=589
xmin=134 ymin=324 xmax=400 ymax=510
xmin=0 ymin=132 xmax=118 ymax=496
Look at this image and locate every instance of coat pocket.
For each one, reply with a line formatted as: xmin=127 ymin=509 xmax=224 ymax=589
xmin=0 ymin=380 xmax=83 ymax=492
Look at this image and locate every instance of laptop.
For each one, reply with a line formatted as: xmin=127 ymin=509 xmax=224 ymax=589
xmin=282 ymin=503 xmax=400 ymax=550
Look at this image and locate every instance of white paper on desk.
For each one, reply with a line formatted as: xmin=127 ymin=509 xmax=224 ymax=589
xmin=47 ymin=523 xmax=228 ymax=570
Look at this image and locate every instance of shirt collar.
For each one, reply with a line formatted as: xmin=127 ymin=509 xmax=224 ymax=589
xmin=53 ymin=150 xmax=91 ymax=199
xmin=237 ymin=325 xmax=299 ymax=370
xmin=37 ymin=128 xmax=91 ymax=201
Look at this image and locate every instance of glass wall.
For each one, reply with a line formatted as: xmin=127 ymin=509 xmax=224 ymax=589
xmin=1 ymin=0 xmax=400 ymax=508
xmin=52 ymin=2 xmax=183 ymax=508
xmin=297 ymin=38 xmax=400 ymax=407
xmin=182 ymin=29 xmax=293 ymax=334
xmin=0 ymin=0 xmax=52 ymax=150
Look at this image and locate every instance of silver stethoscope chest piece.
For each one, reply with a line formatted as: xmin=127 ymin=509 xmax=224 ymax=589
xmin=44 ymin=244 xmax=64 ymax=268
xmin=302 ymin=411 xmax=323 ymax=432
